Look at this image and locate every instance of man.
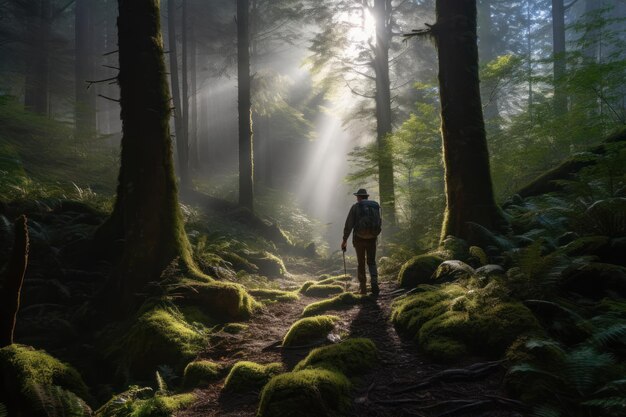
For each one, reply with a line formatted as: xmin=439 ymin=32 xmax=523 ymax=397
xmin=341 ymin=188 xmax=381 ymax=296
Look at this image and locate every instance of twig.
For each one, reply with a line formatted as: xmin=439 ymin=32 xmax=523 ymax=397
xmin=98 ymin=94 xmax=120 ymax=103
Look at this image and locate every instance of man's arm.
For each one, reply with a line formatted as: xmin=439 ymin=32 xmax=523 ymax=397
xmin=341 ymin=204 xmax=356 ymax=249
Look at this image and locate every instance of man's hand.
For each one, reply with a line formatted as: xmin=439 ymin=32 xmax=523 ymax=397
xmin=341 ymin=240 xmax=347 ymax=252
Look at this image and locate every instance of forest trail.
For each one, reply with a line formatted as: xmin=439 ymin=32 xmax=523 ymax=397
xmin=179 ymin=259 xmax=522 ymax=417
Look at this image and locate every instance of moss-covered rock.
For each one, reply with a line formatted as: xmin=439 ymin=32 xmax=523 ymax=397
xmin=183 ymin=360 xmax=222 ymax=388
xmin=283 ymin=315 xmax=339 ymax=347
xmin=441 ymin=236 xmax=469 ymax=260
xmin=248 ymin=288 xmax=299 ymax=303
xmin=302 ymin=292 xmax=365 ymax=317
xmin=95 ymin=387 xmax=195 ymax=417
xmin=392 ymin=284 xmax=542 ymax=361
xmin=175 ymin=280 xmax=258 ymax=321
xmin=222 ymin=323 xmax=248 ymax=334
xmin=112 ymin=307 xmax=207 ymax=379
xmin=468 ymin=246 xmax=488 ymax=266
xmin=294 ymin=338 xmax=377 ymax=375
xmin=246 ymin=251 xmax=287 ymax=277
xmin=316 ymin=274 xmax=351 ymax=285
xmin=301 ymin=284 xmax=344 ymax=298
xmin=433 ymin=260 xmax=475 ymax=283
xmin=398 ymin=254 xmax=444 ymax=288
xmin=0 ymin=344 xmax=92 ymax=416
xmin=257 ymin=369 xmax=351 ymax=417
xmin=223 ymin=361 xmax=283 ymax=393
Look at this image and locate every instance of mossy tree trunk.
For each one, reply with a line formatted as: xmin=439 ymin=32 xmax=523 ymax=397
xmin=551 ymin=0 xmax=567 ymax=116
xmin=433 ymin=0 xmax=508 ymax=242
xmin=167 ymin=0 xmax=191 ymax=190
xmin=373 ymin=0 xmax=396 ymax=227
xmin=237 ymin=0 xmax=254 ymax=212
xmin=0 ymin=216 xmax=29 ymax=347
xmin=98 ymin=0 xmax=194 ymax=312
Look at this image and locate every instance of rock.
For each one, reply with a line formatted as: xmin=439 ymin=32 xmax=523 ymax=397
xmin=441 ymin=236 xmax=469 ymax=260
xmin=465 ymin=222 xmax=513 ymax=251
xmin=467 ymin=246 xmax=488 ymax=267
xmin=433 ymin=260 xmax=475 ymax=282
xmin=475 ymin=264 xmax=505 ymax=278
xmin=397 ymin=254 xmax=444 ymax=288
xmin=561 ymin=262 xmax=626 ymax=299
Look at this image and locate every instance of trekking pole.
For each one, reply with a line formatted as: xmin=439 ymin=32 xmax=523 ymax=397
xmin=342 ymin=248 xmax=348 ymax=291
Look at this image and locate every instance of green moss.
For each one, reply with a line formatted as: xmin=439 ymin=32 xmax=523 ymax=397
xmin=246 ymin=251 xmax=287 ymax=277
xmin=316 ymin=275 xmax=351 ymax=285
xmin=283 ymin=315 xmax=339 ymax=347
xmin=392 ymin=284 xmax=542 ymax=362
xmin=223 ymin=361 xmax=283 ymax=393
xmin=257 ymin=369 xmax=351 ymax=417
xmin=301 ymin=284 xmax=344 ymax=298
xmin=302 ymin=292 xmax=365 ymax=317
xmin=299 ymin=281 xmax=315 ymax=293
xmin=114 ymin=307 xmax=207 ymax=378
xmin=0 ymin=344 xmax=92 ymax=416
xmin=248 ymin=289 xmax=300 ymax=303
xmin=95 ymin=389 xmax=195 ymax=417
xmin=183 ymin=361 xmax=222 ymax=388
xmin=468 ymin=246 xmax=488 ymax=266
xmin=398 ymin=254 xmax=444 ymax=288
xmin=175 ymin=280 xmax=258 ymax=321
xmin=222 ymin=323 xmax=248 ymax=334
xmin=294 ymin=338 xmax=377 ymax=375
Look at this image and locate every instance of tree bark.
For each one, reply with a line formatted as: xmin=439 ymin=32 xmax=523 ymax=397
xmin=433 ymin=0 xmax=508 ymax=242
xmin=75 ymin=0 xmax=97 ymax=138
xmin=552 ymin=0 xmax=567 ymax=116
xmin=0 ymin=216 xmax=29 ymax=347
xmin=373 ymin=0 xmax=396 ymax=227
xmin=24 ymin=0 xmax=51 ymax=115
xmin=98 ymin=0 xmax=194 ymax=312
xmin=168 ymin=0 xmax=191 ymax=190
xmin=237 ymin=0 xmax=254 ymax=211
xmin=477 ymin=0 xmax=499 ymax=122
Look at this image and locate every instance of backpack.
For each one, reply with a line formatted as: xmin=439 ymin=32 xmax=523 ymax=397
xmin=355 ymin=201 xmax=382 ymax=239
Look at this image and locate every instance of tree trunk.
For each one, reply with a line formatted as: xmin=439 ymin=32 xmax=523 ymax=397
xmin=552 ymin=0 xmax=567 ymax=116
xmin=0 ymin=216 xmax=29 ymax=347
xmin=75 ymin=0 xmax=97 ymax=138
xmin=24 ymin=0 xmax=51 ymax=115
xmin=477 ymin=0 xmax=499 ymax=122
xmin=433 ymin=0 xmax=508 ymax=242
xmin=168 ymin=0 xmax=191 ymax=190
xmin=189 ymin=20 xmax=199 ymax=171
xmin=237 ymin=0 xmax=254 ymax=211
xmin=373 ymin=0 xmax=396 ymax=227
xmin=99 ymin=0 xmax=194 ymax=312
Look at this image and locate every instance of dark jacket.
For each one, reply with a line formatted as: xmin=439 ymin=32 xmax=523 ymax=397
xmin=343 ymin=200 xmax=381 ymax=242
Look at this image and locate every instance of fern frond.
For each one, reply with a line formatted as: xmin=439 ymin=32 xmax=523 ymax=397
xmin=564 ymin=346 xmax=615 ymax=395
xmin=155 ymin=371 xmax=168 ymax=394
xmin=532 ymin=405 xmax=562 ymax=417
xmin=0 ymin=403 xmax=7 ymax=417
xmin=590 ymin=324 xmax=626 ymax=348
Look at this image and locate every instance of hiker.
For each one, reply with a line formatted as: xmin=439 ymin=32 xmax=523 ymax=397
xmin=341 ymin=188 xmax=381 ymax=296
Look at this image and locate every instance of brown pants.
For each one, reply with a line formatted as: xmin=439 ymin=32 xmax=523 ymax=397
xmin=354 ymin=237 xmax=378 ymax=288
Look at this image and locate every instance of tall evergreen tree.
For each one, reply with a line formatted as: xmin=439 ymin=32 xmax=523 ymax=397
xmin=552 ymin=0 xmax=567 ymax=115
xmin=98 ymin=0 xmax=194 ymax=311
xmin=415 ymin=0 xmax=508 ymax=242
xmin=237 ymin=0 xmax=254 ymax=211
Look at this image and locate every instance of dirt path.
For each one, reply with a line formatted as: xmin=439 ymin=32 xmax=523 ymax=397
xmin=179 ymin=262 xmax=523 ymax=417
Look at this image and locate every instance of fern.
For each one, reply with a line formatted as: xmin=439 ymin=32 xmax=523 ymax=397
xmin=590 ymin=323 xmax=626 ymax=348
xmin=0 ymin=403 xmax=6 ymax=417
xmin=155 ymin=371 xmax=168 ymax=395
xmin=508 ymin=240 xmax=568 ymax=298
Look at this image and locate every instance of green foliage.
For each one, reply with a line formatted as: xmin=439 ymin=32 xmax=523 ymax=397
xmin=301 ymin=292 xmax=365 ymax=317
xmin=223 ymin=361 xmax=283 ymax=393
xmin=294 ymin=338 xmax=377 ymax=375
xmin=183 ymin=361 xmax=222 ymax=388
xmin=257 ymin=369 xmax=351 ymax=417
xmin=282 ymin=315 xmax=339 ymax=347
xmin=0 ymin=344 xmax=92 ymax=417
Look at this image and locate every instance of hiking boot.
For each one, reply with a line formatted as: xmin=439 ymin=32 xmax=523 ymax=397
xmin=371 ymin=283 xmax=380 ymax=297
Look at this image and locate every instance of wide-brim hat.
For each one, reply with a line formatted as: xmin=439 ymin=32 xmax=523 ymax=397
xmin=353 ymin=188 xmax=369 ymax=196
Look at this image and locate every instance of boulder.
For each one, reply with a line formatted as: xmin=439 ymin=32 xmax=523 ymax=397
xmin=397 ymin=254 xmax=444 ymax=288
xmin=433 ymin=260 xmax=475 ymax=283
xmin=475 ymin=264 xmax=505 ymax=278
